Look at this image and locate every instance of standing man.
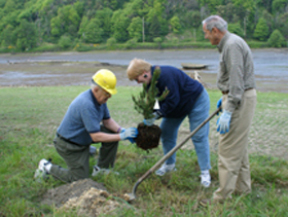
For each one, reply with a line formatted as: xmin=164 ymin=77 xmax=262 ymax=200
xmin=127 ymin=58 xmax=211 ymax=188
xmin=202 ymin=15 xmax=257 ymax=203
xmin=34 ymin=69 xmax=138 ymax=183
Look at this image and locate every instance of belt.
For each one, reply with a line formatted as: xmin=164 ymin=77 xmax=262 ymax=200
xmin=221 ymin=87 xmax=254 ymax=95
xmin=56 ymin=133 xmax=82 ymax=146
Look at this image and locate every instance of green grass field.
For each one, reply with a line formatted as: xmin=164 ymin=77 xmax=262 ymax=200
xmin=1 ymin=86 xmax=288 ymax=216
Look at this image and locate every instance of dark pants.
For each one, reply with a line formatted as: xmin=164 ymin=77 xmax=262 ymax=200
xmin=50 ymin=125 xmax=119 ymax=183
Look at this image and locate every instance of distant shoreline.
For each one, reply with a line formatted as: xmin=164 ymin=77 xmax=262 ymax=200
xmin=0 ymin=61 xmax=287 ymax=93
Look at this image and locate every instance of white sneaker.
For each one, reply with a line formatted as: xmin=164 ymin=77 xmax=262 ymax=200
xmin=155 ymin=163 xmax=176 ymax=176
xmin=34 ymin=159 xmax=51 ymax=182
xmin=200 ymin=173 xmax=211 ymax=188
xmin=92 ymin=165 xmax=119 ymax=177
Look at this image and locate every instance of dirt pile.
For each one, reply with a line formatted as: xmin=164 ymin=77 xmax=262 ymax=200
xmin=41 ymin=179 xmax=121 ymax=217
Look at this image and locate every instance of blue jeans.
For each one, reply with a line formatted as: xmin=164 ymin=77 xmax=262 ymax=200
xmin=160 ymin=89 xmax=211 ymax=171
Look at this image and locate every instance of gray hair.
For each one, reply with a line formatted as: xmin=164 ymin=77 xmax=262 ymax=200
xmin=202 ymin=15 xmax=228 ymax=32
xmin=91 ymin=81 xmax=98 ymax=90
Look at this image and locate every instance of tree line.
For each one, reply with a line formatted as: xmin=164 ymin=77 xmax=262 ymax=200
xmin=0 ymin=0 xmax=287 ymax=52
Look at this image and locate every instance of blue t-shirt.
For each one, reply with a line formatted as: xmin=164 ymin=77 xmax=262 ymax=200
xmin=151 ymin=65 xmax=203 ymax=118
xmin=57 ymin=89 xmax=110 ymax=146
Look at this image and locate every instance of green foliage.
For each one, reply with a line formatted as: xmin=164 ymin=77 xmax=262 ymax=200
xmin=0 ymin=24 xmax=14 ymax=47
xmin=146 ymin=0 xmax=169 ymax=41
xmin=83 ymin=18 xmax=104 ymax=43
xmin=95 ymin=8 xmax=113 ymax=40
xmin=106 ymin=37 xmax=117 ymax=48
xmin=169 ymin=15 xmax=182 ymax=34
xmin=58 ymin=35 xmax=72 ymax=49
xmin=14 ymin=19 xmax=37 ymax=51
xmin=124 ymin=37 xmax=138 ymax=49
xmin=78 ymin=15 xmax=89 ymax=38
xmin=228 ymin=22 xmax=244 ymax=38
xmin=253 ymin=17 xmax=270 ymax=41
xmin=111 ymin=10 xmax=130 ymax=42
xmin=198 ymin=0 xmax=223 ymax=14
xmin=183 ymin=11 xmax=201 ymax=29
xmin=268 ymin=29 xmax=287 ymax=48
xmin=132 ymin=67 xmax=169 ymax=119
xmin=272 ymin=0 xmax=288 ymax=14
xmin=0 ymin=0 xmax=287 ymax=51
xmin=31 ymin=42 xmax=60 ymax=52
xmin=127 ymin=16 xmax=143 ymax=42
xmin=278 ymin=12 xmax=288 ymax=40
xmin=153 ymin=37 xmax=162 ymax=48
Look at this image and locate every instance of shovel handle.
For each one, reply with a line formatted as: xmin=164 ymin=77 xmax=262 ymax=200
xmin=137 ymin=107 xmax=221 ymax=183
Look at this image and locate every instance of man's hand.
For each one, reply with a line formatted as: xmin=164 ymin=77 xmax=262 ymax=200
xmin=143 ymin=112 xmax=160 ymax=126
xmin=120 ymin=128 xmax=136 ymax=143
xmin=216 ymin=110 xmax=232 ymax=134
xmin=120 ymin=127 xmax=138 ymax=141
xmin=216 ymin=97 xmax=222 ymax=115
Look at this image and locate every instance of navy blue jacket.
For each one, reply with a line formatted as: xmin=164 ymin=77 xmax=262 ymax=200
xmin=151 ymin=65 xmax=203 ymax=118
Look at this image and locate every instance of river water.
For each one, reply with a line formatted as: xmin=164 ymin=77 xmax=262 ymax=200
xmin=0 ymin=48 xmax=287 ymax=91
xmin=0 ymin=48 xmax=287 ymax=76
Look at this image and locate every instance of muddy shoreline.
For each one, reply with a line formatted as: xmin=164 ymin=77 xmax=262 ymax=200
xmin=0 ymin=61 xmax=287 ymax=93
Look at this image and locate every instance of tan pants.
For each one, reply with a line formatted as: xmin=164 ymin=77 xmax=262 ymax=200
xmin=213 ymin=89 xmax=257 ymax=202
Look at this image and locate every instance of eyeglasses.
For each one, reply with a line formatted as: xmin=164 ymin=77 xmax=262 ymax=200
xmin=101 ymin=88 xmax=111 ymax=97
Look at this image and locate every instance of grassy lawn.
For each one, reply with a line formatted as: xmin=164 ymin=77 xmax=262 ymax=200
xmin=0 ymin=86 xmax=288 ymax=216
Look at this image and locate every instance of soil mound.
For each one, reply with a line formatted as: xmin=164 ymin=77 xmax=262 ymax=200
xmin=41 ymin=179 xmax=121 ymax=217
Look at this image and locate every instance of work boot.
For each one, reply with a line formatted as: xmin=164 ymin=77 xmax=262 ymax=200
xmin=92 ymin=165 xmax=119 ymax=177
xmin=155 ymin=163 xmax=176 ymax=176
xmin=34 ymin=159 xmax=51 ymax=182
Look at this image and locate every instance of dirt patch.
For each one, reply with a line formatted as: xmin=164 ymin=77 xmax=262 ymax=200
xmin=41 ymin=179 xmax=124 ymax=217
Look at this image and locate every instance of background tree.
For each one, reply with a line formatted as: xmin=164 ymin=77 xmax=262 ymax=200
xmin=0 ymin=24 xmax=15 ymax=47
xmin=111 ymin=10 xmax=130 ymax=42
xmin=0 ymin=0 xmax=286 ymax=51
xmin=228 ymin=22 xmax=244 ymax=38
xmin=14 ymin=19 xmax=37 ymax=51
xmin=83 ymin=18 xmax=104 ymax=43
xmin=58 ymin=35 xmax=72 ymax=49
xmin=127 ymin=17 xmax=143 ymax=42
xmin=95 ymin=8 xmax=113 ymax=41
xmin=78 ymin=16 xmax=89 ymax=41
xmin=268 ymin=29 xmax=286 ymax=47
xmin=169 ymin=15 xmax=182 ymax=34
xmin=276 ymin=12 xmax=288 ymax=40
xmin=183 ymin=11 xmax=201 ymax=29
xmin=272 ymin=0 xmax=288 ymax=14
xmin=253 ymin=17 xmax=270 ymax=41
xmin=50 ymin=5 xmax=80 ymax=38
xmin=146 ymin=0 xmax=168 ymax=41
xmin=232 ymin=0 xmax=256 ymax=38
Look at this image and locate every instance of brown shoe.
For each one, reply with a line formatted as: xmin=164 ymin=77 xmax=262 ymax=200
xmin=199 ymin=198 xmax=212 ymax=207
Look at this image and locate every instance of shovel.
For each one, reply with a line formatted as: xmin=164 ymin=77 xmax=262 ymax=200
xmin=124 ymin=107 xmax=221 ymax=202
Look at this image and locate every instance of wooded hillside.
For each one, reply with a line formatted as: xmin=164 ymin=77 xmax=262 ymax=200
xmin=0 ymin=0 xmax=287 ymax=52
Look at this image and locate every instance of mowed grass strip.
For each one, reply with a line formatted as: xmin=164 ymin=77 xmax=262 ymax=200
xmin=0 ymin=86 xmax=288 ymax=217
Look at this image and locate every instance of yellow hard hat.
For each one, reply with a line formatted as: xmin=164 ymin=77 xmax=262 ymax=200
xmin=92 ymin=69 xmax=117 ymax=95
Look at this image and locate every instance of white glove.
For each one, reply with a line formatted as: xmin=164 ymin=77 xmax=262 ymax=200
xmin=216 ymin=109 xmax=232 ymax=134
xmin=119 ymin=127 xmax=138 ymax=140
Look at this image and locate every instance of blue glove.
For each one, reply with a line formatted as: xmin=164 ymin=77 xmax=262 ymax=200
xmin=120 ymin=127 xmax=138 ymax=141
xmin=143 ymin=112 xmax=159 ymax=126
xmin=216 ymin=109 xmax=232 ymax=134
xmin=217 ymin=97 xmax=222 ymax=115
